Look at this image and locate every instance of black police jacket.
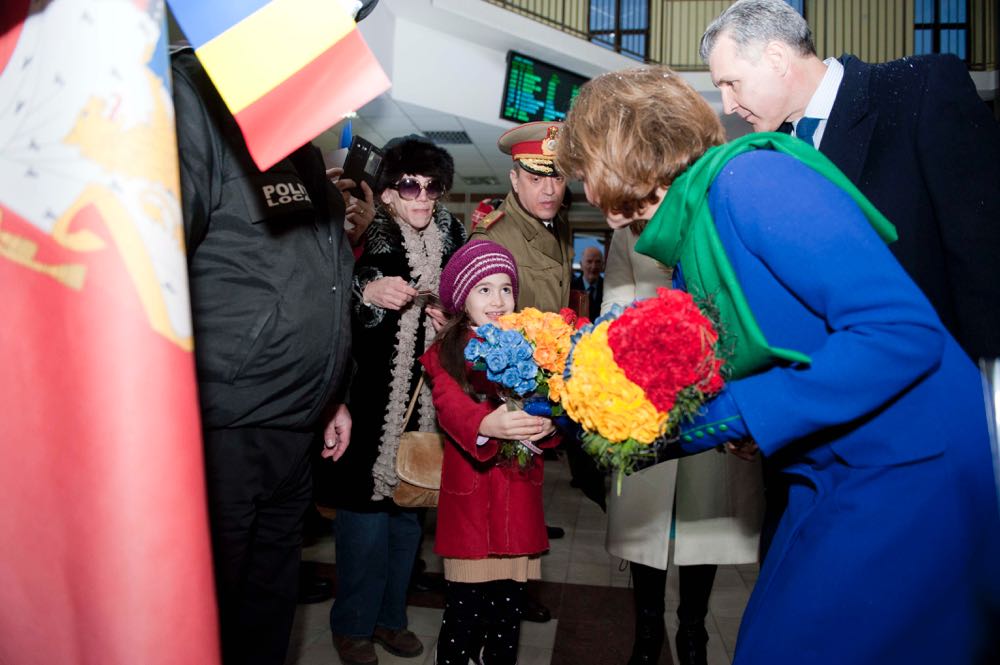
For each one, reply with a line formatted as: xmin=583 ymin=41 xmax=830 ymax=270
xmin=171 ymin=48 xmax=353 ymax=430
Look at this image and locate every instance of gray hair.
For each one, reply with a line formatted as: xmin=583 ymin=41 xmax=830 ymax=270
xmin=700 ymin=0 xmax=815 ymax=62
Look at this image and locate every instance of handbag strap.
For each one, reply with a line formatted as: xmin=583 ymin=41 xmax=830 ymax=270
xmin=403 ymin=372 xmax=426 ymax=426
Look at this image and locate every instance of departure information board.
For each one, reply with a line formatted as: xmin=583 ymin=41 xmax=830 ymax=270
xmin=500 ymin=51 xmax=588 ymax=124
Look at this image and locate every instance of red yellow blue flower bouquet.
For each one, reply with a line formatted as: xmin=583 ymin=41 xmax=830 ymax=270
xmin=465 ymin=307 xmax=581 ymax=465
xmin=559 ymin=288 xmax=726 ymax=485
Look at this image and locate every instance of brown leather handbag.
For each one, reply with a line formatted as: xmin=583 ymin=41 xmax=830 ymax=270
xmin=393 ymin=374 xmax=444 ymax=508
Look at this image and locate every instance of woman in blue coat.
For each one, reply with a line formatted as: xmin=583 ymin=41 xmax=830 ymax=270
xmin=557 ymin=66 xmax=1000 ymax=664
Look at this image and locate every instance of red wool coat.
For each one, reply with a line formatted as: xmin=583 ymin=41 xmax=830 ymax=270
xmin=420 ymin=342 xmax=557 ymax=559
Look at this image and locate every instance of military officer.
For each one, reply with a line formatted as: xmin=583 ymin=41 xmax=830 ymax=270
xmin=470 ymin=121 xmax=572 ymax=313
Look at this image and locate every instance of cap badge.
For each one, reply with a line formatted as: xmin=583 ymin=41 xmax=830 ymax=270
xmin=542 ymin=126 xmax=559 ymax=156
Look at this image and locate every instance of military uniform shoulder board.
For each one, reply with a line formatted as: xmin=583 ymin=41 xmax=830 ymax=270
xmin=480 ymin=208 xmax=505 ymax=229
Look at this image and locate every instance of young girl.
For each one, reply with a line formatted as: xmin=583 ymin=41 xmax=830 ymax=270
xmin=420 ymin=240 xmax=558 ymax=665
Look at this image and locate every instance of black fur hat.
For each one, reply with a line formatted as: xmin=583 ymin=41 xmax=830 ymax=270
xmin=377 ymin=135 xmax=455 ymax=194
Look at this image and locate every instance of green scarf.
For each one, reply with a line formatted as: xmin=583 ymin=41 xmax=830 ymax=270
xmin=634 ymin=132 xmax=897 ymax=379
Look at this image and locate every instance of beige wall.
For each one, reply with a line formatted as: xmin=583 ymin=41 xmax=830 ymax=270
xmin=651 ymin=0 xmax=732 ymax=70
xmin=807 ymin=0 xmax=913 ymax=62
xmin=970 ymin=0 xmax=997 ymax=70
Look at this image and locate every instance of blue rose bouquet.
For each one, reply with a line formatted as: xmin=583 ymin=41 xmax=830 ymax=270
xmin=464 ymin=323 xmax=539 ymax=397
xmin=464 ymin=321 xmax=556 ymax=466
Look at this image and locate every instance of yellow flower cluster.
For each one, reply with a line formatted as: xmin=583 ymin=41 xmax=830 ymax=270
xmin=560 ymin=321 xmax=667 ymax=444
xmin=498 ymin=308 xmax=575 ymax=401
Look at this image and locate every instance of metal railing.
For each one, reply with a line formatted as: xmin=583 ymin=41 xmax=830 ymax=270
xmin=484 ymin=0 xmax=590 ymax=39
xmin=484 ymin=0 xmax=997 ymax=70
xmin=969 ymin=0 xmax=998 ymax=70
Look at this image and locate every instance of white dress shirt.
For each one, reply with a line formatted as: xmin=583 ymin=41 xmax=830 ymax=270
xmin=792 ymin=57 xmax=844 ymax=148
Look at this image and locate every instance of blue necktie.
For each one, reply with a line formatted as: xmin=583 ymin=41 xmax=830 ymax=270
xmin=795 ymin=117 xmax=821 ymax=147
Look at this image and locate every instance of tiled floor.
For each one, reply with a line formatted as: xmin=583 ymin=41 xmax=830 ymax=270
xmin=287 ymin=457 xmax=756 ymax=665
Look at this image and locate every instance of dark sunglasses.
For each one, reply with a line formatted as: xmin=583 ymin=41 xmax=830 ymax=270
xmin=392 ymin=177 xmax=446 ymax=201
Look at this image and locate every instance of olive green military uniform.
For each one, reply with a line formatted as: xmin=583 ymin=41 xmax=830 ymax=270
xmin=469 ymin=191 xmax=572 ymax=314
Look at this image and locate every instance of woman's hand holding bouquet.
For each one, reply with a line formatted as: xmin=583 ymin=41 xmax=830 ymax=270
xmin=558 ymin=288 xmax=728 ymax=488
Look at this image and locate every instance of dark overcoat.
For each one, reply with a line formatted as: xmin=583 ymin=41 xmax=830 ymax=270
xmin=823 ymin=54 xmax=1000 ymax=359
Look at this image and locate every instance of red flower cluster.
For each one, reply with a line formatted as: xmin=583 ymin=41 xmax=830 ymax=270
xmin=607 ymin=288 xmax=725 ymax=413
xmin=559 ymin=307 xmax=590 ymax=329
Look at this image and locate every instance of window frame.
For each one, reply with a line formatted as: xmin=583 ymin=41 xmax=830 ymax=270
xmin=913 ymin=0 xmax=971 ymax=62
xmin=587 ymin=0 xmax=652 ymax=62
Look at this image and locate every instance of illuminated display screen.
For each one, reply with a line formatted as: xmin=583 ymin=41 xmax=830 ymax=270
xmin=500 ymin=51 xmax=588 ymax=124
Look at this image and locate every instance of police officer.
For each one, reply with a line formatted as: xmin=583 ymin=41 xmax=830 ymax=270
xmin=171 ymin=42 xmax=359 ymax=665
xmin=470 ymin=121 xmax=572 ymax=314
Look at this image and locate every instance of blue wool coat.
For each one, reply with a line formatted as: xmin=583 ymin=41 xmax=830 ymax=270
xmin=700 ymin=151 xmax=999 ymax=664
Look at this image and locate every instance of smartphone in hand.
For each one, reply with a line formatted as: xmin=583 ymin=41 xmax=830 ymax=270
xmin=341 ymin=136 xmax=384 ymax=200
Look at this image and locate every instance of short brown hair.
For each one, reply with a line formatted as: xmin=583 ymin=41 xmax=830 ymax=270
xmin=557 ymin=66 xmax=724 ymax=218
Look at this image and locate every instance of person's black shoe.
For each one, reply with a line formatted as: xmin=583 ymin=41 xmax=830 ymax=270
xmin=297 ymin=572 xmax=333 ymax=604
xmin=546 ymin=525 xmax=565 ymax=539
xmin=521 ymin=595 xmax=552 ymax=623
xmin=674 ymin=622 xmax=708 ymax=665
xmin=626 ymin=607 xmax=665 ymax=665
xmin=409 ymin=571 xmax=445 ymax=593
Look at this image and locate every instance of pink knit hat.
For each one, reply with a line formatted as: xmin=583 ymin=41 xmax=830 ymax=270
xmin=439 ymin=240 xmax=519 ymax=313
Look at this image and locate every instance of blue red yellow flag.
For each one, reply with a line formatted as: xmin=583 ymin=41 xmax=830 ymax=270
xmin=0 ymin=1 xmax=218 ymax=663
xmin=167 ymin=0 xmax=391 ymax=170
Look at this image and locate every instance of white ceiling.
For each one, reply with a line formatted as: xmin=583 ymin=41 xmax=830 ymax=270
xmin=313 ymin=0 xmax=751 ymax=198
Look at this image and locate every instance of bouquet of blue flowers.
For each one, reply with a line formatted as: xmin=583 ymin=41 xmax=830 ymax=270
xmin=464 ymin=320 xmax=562 ymax=466
xmin=464 ymin=323 xmax=539 ymax=397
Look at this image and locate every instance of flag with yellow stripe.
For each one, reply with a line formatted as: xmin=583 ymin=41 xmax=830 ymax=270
xmin=168 ymin=0 xmax=390 ymax=170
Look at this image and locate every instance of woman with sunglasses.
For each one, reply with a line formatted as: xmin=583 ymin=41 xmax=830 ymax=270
xmin=317 ymin=136 xmax=465 ymax=665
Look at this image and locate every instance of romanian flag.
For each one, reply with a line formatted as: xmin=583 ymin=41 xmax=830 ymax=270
xmin=168 ymin=0 xmax=391 ymax=170
xmin=0 ymin=1 xmax=218 ymax=663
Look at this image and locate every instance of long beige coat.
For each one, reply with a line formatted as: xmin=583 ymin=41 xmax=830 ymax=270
xmin=602 ymin=227 xmax=764 ymax=568
xmin=469 ymin=191 xmax=572 ymax=314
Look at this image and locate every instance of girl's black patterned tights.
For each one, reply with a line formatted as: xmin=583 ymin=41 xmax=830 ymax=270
xmin=436 ymin=579 xmax=525 ymax=665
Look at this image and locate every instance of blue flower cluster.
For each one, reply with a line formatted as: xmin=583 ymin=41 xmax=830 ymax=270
xmin=464 ymin=323 xmax=538 ymax=396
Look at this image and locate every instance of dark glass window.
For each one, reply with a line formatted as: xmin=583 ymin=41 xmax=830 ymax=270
xmin=784 ymin=0 xmax=804 ymax=14
xmin=914 ymin=0 xmax=968 ymax=61
xmin=589 ymin=0 xmax=650 ymax=61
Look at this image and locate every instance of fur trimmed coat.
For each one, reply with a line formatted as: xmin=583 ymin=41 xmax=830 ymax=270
xmin=316 ymin=206 xmax=465 ymax=510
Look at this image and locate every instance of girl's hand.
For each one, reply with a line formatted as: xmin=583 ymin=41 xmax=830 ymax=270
xmin=479 ymin=405 xmax=550 ymax=441
xmin=525 ymin=417 xmax=556 ymax=442
xmin=363 ymin=276 xmax=418 ymax=310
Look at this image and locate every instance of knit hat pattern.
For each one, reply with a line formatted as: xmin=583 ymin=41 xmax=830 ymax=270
xmin=439 ymin=240 xmax=519 ymax=313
